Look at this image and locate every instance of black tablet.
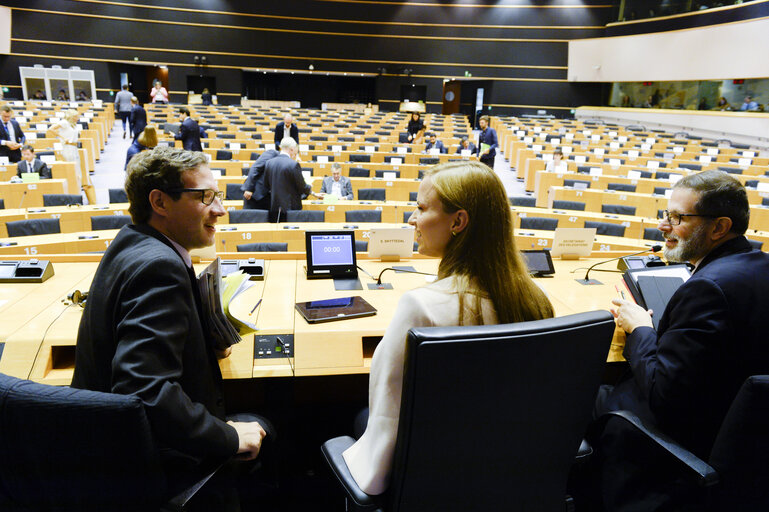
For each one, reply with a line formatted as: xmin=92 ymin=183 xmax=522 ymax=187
xmin=295 ymin=296 xmax=377 ymax=324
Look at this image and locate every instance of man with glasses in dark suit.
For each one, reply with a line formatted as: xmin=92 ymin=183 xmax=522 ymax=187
xmin=591 ymin=170 xmax=769 ymax=511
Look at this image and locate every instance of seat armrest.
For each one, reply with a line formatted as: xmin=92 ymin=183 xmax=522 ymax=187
xmin=320 ymin=436 xmax=381 ymax=510
xmin=603 ymin=410 xmax=719 ymax=487
xmin=575 ymin=438 xmax=593 ymax=461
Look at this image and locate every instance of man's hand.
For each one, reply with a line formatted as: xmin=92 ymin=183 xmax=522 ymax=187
xmin=8 ymin=141 xmax=22 ymax=150
xmin=243 ymin=191 xmax=253 ymax=200
xmin=611 ymin=298 xmax=653 ymax=334
xmin=228 ymin=420 xmax=266 ymax=460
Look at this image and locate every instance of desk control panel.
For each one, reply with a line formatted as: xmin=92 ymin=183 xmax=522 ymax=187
xmin=254 ymin=334 xmax=293 ymax=360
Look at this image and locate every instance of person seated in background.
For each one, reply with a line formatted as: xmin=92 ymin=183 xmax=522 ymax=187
xmin=405 ymin=112 xmax=425 ymax=144
xmin=201 ymin=88 xmax=213 ymax=106
xmin=424 ymin=132 xmax=447 ymax=154
xmin=317 ymin=162 xmax=353 ymax=200
xmin=32 ymin=89 xmax=46 ymax=100
xmin=342 ymin=161 xmax=555 ymax=495
xmin=714 ymin=96 xmax=730 ymax=110
xmin=56 ymin=89 xmax=68 ymax=101
xmin=545 ymin=148 xmax=567 ymax=172
xmin=16 ymin=145 xmax=51 ymax=179
xmin=641 ymin=95 xmax=654 ymax=108
xmin=125 ymin=125 xmax=158 ymax=170
xmin=591 ymin=170 xmax=769 ymax=511
xmin=77 ymin=90 xmax=89 ymax=101
xmin=455 ymin=136 xmax=476 ymax=155
xmin=129 ymin=96 xmax=147 ymax=142
xmin=739 ymin=95 xmax=758 ymax=111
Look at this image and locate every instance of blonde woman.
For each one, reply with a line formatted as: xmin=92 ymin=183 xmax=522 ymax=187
xmin=125 ymin=125 xmax=158 ymax=170
xmin=343 ymin=161 xmax=554 ymax=495
xmin=49 ymin=109 xmax=96 ymax=204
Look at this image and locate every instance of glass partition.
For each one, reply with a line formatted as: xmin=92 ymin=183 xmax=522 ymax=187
xmin=608 ymin=78 xmax=769 ymax=111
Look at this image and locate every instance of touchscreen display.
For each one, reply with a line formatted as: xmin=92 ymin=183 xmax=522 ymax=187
xmin=309 ymin=234 xmax=354 ymax=266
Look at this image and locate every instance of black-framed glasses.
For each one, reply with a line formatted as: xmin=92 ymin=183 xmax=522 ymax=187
xmin=167 ymin=188 xmax=224 ymax=205
xmin=658 ymin=210 xmax=716 ymax=226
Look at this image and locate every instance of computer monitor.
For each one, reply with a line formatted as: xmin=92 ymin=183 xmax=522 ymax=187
xmin=305 ymin=230 xmax=358 ymax=279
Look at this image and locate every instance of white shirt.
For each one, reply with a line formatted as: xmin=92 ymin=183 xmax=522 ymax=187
xmin=546 ymin=160 xmax=568 ymax=172
xmin=330 ymin=179 xmax=342 ymax=197
xmin=343 ymin=276 xmax=497 ymax=495
xmin=57 ymin=120 xmax=78 ymax=145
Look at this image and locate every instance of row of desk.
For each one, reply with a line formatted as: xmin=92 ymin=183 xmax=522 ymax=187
xmin=0 ymin=253 xmax=629 ymax=387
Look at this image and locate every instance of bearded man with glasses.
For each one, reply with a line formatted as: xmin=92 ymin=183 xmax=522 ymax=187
xmin=589 ymin=170 xmax=769 ymax=511
xmin=72 ymin=147 xmax=271 ymax=511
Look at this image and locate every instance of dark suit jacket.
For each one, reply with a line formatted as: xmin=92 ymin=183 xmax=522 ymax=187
xmin=0 ymin=119 xmax=26 ymax=163
xmin=242 ymin=149 xmax=279 ymax=208
xmin=175 ymin=117 xmax=202 ymax=151
xmin=273 ymin=122 xmax=299 ymax=146
xmin=72 ymin=224 xmax=238 ymax=475
xmin=320 ymin=175 xmax=353 ymax=200
xmin=264 ymin=153 xmax=311 ymax=216
xmin=425 ymin=140 xmax=447 ymax=154
xmin=595 ymin=236 xmax=769 ymax=509
xmin=476 ymin=127 xmax=498 ymax=160
xmin=129 ymin=105 xmax=147 ymax=140
xmin=456 ymin=143 xmax=477 ymax=154
xmin=16 ymin=158 xmax=51 ymax=179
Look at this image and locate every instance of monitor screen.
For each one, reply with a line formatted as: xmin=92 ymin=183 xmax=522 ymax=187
xmin=305 ymin=231 xmax=358 ymax=279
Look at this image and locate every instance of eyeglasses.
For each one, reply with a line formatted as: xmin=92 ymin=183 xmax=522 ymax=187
xmin=658 ymin=210 xmax=716 ymax=226
xmin=167 ymin=188 xmax=224 ymax=205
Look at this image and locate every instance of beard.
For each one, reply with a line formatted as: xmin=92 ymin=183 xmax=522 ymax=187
xmin=663 ymin=221 xmax=711 ymax=263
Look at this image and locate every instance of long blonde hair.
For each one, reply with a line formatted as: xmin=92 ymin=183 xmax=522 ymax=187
xmin=425 ymin=161 xmax=554 ymax=324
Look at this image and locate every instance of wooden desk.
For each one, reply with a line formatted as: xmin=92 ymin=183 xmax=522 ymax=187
xmin=0 ymin=255 xmax=629 ymax=386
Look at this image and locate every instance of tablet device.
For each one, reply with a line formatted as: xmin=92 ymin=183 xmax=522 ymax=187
xmin=368 ymin=227 xmax=414 ymax=260
xmin=305 ymin=230 xmax=358 ymax=279
xmin=521 ymin=249 xmax=555 ymax=277
xmin=295 ymin=295 xmax=377 ymax=323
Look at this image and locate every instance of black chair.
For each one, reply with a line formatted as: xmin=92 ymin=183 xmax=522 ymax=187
xmin=225 ymin=183 xmax=242 ymax=200
xmin=6 ymin=218 xmax=61 ymax=237
xmin=720 ymin=167 xmax=743 ymax=175
xmin=509 ymin=196 xmax=536 ymax=207
xmin=0 ymin=372 xmax=210 ymax=511
xmin=346 ymin=210 xmax=382 ymax=223
xmin=109 ymin=188 xmax=128 ymax=203
xmin=403 ymin=211 xmax=412 ymax=223
xmin=236 ymin=242 xmax=288 ymax=252
xmin=520 ymin=217 xmax=559 ymax=231
xmin=564 ymin=179 xmax=590 ymax=189
xmin=355 ymin=240 xmax=368 ymax=252
xmin=595 ymin=376 xmax=769 ymax=511
xmin=607 ymin=183 xmax=636 ymax=193
xmin=552 ymin=200 xmax=585 ymax=211
xmin=653 ymin=187 xmax=670 ymax=196
xmin=0 ymin=199 xmax=4 ymax=209
xmin=744 ymin=180 xmax=758 ymax=189
xmin=375 ymin=170 xmax=401 ymax=179
xmin=228 ymin=209 xmax=269 ymax=223
xmin=91 ymin=215 xmax=132 ymax=231
xmin=215 ymin=149 xmax=233 ymax=161
xmin=322 ymin=311 xmax=615 ymax=512
xmin=654 ymin=171 xmax=673 ymax=180
xmin=286 ymin=210 xmax=325 ymax=222
xmin=585 ymin=221 xmax=626 ymax=237
xmin=637 ymin=170 xmax=654 ymax=179
xmin=349 ymin=167 xmax=371 ymax=178
xmin=43 ymin=194 xmax=82 ymax=207
xmin=762 ymin=197 xmax=769 ymax=207
xmin=678 ymin=163 xmax=702 ymax=171
xmin=408 ymin=192 xmax=418 ymax=202
xmin=601 ymin=204 xmax=636 ymax=216
xmin=644 ymin=228 xmax=665 ymax=242
xmin=358 ymin=189 xmax=386 ymax=201
xmin=351 ymin=155 xmax=372 ymax=163
xmin=419 ymin=157 xmax=439 ymax=165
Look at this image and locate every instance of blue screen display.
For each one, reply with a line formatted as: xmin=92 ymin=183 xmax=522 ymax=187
xmin=310 ymin=234 xmax=354 ymax=266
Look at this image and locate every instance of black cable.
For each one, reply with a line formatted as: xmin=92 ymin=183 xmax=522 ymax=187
xmin=356 ymin=264 xmax=376 ymax=282
xmin=375 ymin=267 xmax=437 ymax=285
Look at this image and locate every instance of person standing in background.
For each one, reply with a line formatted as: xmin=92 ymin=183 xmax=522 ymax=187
xmin=115 ymin=84 xmax=133 ymax=139
xmin=129 ymin=96 xmax=147 ymax=142
xmin=201 ymin=88 xmax=213 ymax=106
xmin=174 ymin=107 xmax=202 ymax=152
xmin=48 ymin=109 xmax=96 ymax=205
xmin=476 ymin=115 xmax=498 ymax=169
xmin=273 ymin=113 xmax=299 ymax=147
xmin=150 ymin=81 xmax=169 ymax=104
xmin=0 ymin=105 xmax=26 ymax=163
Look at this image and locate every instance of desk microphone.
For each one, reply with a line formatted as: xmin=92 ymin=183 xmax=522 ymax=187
xmin=376 ymin=267 xmax=436 ymax=285
xmin=581 ymin=245 xmax=661 ymax=285
xmin=18 ymin=190 xmax=28 ymax=210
